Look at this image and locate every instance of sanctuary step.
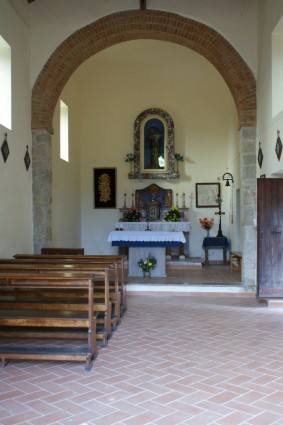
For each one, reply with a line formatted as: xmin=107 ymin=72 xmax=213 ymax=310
xmin=124 ymin=258 xmax=203 ymax=271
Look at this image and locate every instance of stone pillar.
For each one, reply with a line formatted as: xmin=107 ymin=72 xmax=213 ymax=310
xmin=32 ymin=130 xmax=52 ymax=253
xmin=239 ymin=126 xmax=257 ymax=291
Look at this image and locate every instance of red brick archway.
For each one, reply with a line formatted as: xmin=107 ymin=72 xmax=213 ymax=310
xmin=31 ymin=10 xmax=256 ymax=134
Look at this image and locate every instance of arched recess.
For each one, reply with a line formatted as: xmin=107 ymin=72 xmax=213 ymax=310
xmin=31 ymin=10 xmax=257 ymax=290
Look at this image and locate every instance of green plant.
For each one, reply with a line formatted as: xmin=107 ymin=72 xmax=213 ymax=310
xmin=138 ymin=256 xmax=157 ymax=273
xmin=164 ymin=206 xmax=181 ymax=222
xmin=124 ymin=153 xmax=136 ymax=162
xmin=174 ymin=153 xmax=184 ymax=161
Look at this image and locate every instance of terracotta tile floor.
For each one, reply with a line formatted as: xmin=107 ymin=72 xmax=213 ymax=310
xmin=2 ymin=268 xmax=283 ymax=424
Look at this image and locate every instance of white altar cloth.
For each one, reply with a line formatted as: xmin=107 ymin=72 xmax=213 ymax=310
xmin=108 ymin=231 xmax=186 ymax=244
xmin=108 ymin=231 xmax=186 ymax=277
xmin=114 ymin=221 xmax=190 ymax=232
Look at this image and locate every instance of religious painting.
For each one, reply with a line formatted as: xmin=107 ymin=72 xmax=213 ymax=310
xmin=132 ymin=108 xmax=177 ymax=180
xmin=196 ymin=183 xmax=220 ymax=208
xmin=94 ymin=168 xmax=116 ymax=208
xmin=146 ymin=202 xmax=161 ymax=221
xmin=142 ymin=116 xmax=166 ymax=171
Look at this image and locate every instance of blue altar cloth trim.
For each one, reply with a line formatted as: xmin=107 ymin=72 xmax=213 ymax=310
xmin=112 ymin=241 xmax=183 ymax=247
xmin=202 ymin=236 xmax=229 ymax=248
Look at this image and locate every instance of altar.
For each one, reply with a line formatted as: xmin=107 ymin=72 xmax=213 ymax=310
xmin=114 ymin=221 xmax=190 ymax=258
xmin=108 ymin=230 xmax=186 ymax=277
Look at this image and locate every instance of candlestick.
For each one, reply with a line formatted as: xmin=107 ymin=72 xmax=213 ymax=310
xmin=131 ymin=192 xmax=134 ymax=207
xmin=182 ymin=192 xmax=186 ymax=208
xmin=123 ymin=192 xmax=127 ymax=208
xmin=176 ymin=193 xmax=179 ymax=208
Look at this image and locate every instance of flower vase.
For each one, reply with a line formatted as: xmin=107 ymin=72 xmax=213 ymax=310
xmin=143 ymin=271 xmax=151 ymax=278
xmin=206 ymin=229 xmax=210 ymax=237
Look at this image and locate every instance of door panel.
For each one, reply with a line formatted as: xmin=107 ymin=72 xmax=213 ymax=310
xmin=257 ymin=178 xmax=283 ymax=297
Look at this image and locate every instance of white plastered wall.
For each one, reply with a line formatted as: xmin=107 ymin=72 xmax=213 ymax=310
xmin=257 ymin=0 xmax=283 ymax=178
xmin=0 ymin=1 xmax=33 ymax=257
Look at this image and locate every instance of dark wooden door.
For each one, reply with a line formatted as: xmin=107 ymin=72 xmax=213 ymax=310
xmin=257 ymin=178 xmax=283 ymax=297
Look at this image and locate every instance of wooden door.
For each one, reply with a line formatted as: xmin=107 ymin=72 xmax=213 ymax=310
xmin=257 ymin=178 xmax=283 ymax=297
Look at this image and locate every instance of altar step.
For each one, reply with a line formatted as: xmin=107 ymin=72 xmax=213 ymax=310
xmin=166 ymin=259 xmax=202 ymax=270
xmin=126 ymin=283 xmax=253 ymax=296
xmin=124 ymin=258 xmax=203 ymax=271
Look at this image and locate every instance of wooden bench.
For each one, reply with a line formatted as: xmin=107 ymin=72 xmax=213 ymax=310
xmin=0 ymin=274 xmax=97 ymax=370
xmin=7 ymin=257 xmax=123 ymax=332
xmin=13 ymin=254 xmax=127 ymax=316
xmin=0 ymin=262 xmax=114 ymax=346
xmin=230 ymin=251 xmax=242 ymax=279
xmin=41 ymin=248 xmax=84 ymax=255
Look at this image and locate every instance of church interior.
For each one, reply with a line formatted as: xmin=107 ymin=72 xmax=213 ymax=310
xmin=1 ymin=1 xmax=283 ymax=423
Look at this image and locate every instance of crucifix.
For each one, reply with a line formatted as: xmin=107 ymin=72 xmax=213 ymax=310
xmin=140 ymin=0 xmax=146 ymax=10
xmin=215 ymin=195 xmax=225 ymax=237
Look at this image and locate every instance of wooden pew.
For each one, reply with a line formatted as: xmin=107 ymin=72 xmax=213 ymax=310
xmin=41 ymin=248 xmax=84 ymax=255
xmin=0 ymin=263 xmax=113 ymax=346
xmin=13 ymin=254 xmax=127 ymax=315
xmin=0 ymin=274 xmax=97 ymax=370
xmin=1 ymin=259 xmax=121 ymax=332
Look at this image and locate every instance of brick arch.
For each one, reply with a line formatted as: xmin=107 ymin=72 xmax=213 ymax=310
xmin=32 ymin=10 xmax=256 ymax=134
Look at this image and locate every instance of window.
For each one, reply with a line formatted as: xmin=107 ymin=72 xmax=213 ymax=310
xmin=0 ymin=35 xmax=11 ymax=129
xmin=272 ymin=17 xmax=283 ymax=118
xmin=60 ymin=100 xmax=69 ymax=162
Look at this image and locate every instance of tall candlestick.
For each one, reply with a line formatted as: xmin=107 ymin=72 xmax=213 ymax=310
xmin=182 ymin=192 xmax=186 ymax=208
xmin=123 ymin=192 xmax=127 ymax=208
xmin=131 ymin=192 xmax=134 ymax=207
xmin=176 ymin=193 xmax=179 ymax=208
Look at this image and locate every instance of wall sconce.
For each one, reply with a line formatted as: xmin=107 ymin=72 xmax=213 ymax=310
xmin=222 ymin=172 xmax=234 ymax=187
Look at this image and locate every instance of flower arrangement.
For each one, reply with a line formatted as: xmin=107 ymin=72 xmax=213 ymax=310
xmin=123 ymin=207 xmax=141 ymax=222
xmin=164 ymin=206 xmax=181 ymax=222
xmin=138 ymin=255 xmax=157 ymax=276
xmin=174 ymin=153 xmax=184 ymax=172
xmin=124 ymin=153 xmax=136 ymax=163
xmin=199 ymin=217 xmax=215 ymax=230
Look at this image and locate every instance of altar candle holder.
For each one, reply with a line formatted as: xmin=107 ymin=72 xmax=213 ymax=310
xmin=176 ymin=193 xmax=179 ymax=208
xmin=123 ymin=192 xmax=127 ymax=208
xmin=131 ymin=192 xmax=134 ymax=207
xmin=182 ymin=192 xmax=186 ymax=208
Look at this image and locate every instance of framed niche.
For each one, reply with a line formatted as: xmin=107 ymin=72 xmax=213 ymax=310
xmin=129 ymin=108 xmax=178 ymax=179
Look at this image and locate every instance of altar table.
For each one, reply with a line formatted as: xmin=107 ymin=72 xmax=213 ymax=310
xmin=108 ymin=231 xmax=186 ymax=277
xmin=114 ymin=221 xmax=190 ymax=258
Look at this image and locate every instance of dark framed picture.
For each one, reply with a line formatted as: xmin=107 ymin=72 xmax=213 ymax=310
xmin=275 ymin=133 xmax=282 ymax=161
xmin=196 ymin=182 xmax=220 ymax=208
xmin=258 ymin=144 xmax=263 ymax=168
xmin=1 ymin=136 xmax=9 ymax=163
xmin=94 ymin=168 xmax=116 ymax=208
xmin=24 ymin=146 xmax=31 ymax=171
xmin=146 ymin=202 xmax=161 ymax=221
